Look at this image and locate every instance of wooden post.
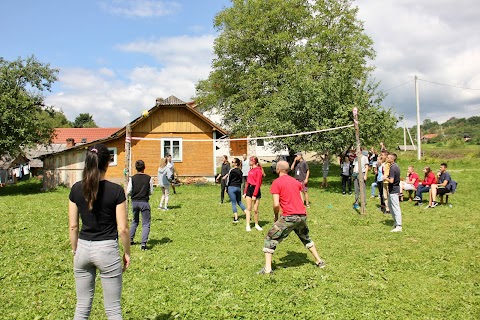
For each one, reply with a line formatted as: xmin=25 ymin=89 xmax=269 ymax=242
xmin=124 ymin=125 xmax=131 ymax=195
xmin=353 ymin=107 xmax=366 ymax=215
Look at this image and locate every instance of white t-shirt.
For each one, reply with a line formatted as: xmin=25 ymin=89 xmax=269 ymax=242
xmin=353 ymin=155 xmax=369 ymax=173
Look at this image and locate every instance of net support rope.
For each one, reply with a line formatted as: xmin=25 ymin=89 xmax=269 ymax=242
xmin=130 ymin=124 xmax=354 ymax=142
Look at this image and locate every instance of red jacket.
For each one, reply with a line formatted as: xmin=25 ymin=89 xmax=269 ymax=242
xmin=421 ymin=172 xmax=436 ymax=186
xmin=244 ymin=166 xmax=263 ymax=197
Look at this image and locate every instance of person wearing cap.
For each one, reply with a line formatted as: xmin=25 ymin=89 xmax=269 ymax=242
xmin=352 ymin=150 xmax=369 ymax=210
xmin=291 ymin=152 xmax=310 ymax=208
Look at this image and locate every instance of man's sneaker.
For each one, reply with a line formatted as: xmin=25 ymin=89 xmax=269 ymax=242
xmin=255 ymin=224 xmax=263 ymax=231
xmin=256 ymin=267 xmax=273 ymax=275
xmin=316 ymin=260 xmax=326 ymax=268
xmin=141 ymin=244 xmax=148 ymax=251
xmin=390 ymin=226 xmax=403 ymax=232
xmin=130 ymin=240 xmax=135 ymax=245
xmin=431 ymin=201 xmax=440 ymax=208
xmin=163 ymin=207 xmax=169 ymax=211
xmin=246 ymin=225 xmax=251 ymax=232
xmin=413 ymin=196 xmax=421 ymax=201
xmin=414 ymin=202 xmax=421 ymax=206
xmin=353 ymin=203 xmax=360 ymax=209
xmin=342 ymin=192 xmax=346 ymax=196
xmin=233 ymin=219 xmax=239 ymax=223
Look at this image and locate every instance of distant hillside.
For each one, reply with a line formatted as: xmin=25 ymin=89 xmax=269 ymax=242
xmin=411 ymin=116 xmax=480 ymax=144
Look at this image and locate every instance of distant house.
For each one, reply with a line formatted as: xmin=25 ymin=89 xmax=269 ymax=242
xmin=42 ymin=95 xmax=227 ymax=189
xmin=199 ymin=108 xmax=289 ymax=161
xmin=24 ymin=127 xmax=121 ymax=176
xmin=0 ymin=152 xmax=29 ymax=186
xmin=421 ymin=133 xmax=438 ymax=142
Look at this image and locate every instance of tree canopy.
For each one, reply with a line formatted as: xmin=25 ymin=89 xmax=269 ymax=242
xmin=195 ymin=0 xmax=397 ymax=155
xmin=72 ymin=113 xmax=98 ymax=128
xmin=0 ymin=56 xmax=58 ymax=155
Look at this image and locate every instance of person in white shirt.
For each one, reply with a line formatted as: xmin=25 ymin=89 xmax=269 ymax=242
xmin=352 ymin=150 xmax=369 ymax=209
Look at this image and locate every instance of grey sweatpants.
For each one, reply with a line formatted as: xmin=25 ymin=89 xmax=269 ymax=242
xmin=73 ymin=239 xmax=123 ymax=320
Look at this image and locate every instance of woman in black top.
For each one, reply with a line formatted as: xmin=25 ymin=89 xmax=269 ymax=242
xmin=225 ymin=158 xmax=247 ymax=223
xmin=68 ymin=144 xmax=130 ymax=319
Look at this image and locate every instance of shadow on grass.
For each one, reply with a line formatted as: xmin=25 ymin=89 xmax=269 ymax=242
xmin=154 ymin=312 xmax=179 ymax=320
xmin=149 ymin=237 xmax=173 ymax=248
xmin=274 ymin=251 xmax=311 ymax=269
xmin=0 ymin=179 xmax=47 ymax=196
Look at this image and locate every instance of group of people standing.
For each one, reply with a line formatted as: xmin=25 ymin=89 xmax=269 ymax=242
xmin=217 ymin=154 xmax=265 ymax=231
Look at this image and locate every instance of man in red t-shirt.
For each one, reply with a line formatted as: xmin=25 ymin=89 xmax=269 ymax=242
xmin=257 ymin=161 xmax=325 ymax=275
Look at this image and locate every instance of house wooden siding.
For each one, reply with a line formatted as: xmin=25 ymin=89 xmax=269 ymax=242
xmin=42 ymin=97 xmax=225 ymax=189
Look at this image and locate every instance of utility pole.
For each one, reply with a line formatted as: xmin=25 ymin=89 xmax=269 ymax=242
xmin=353 ymin=107 xmax=366 ymax=215
xmin=402 ymin=114 xmax=407 ymax=151
xmin=415 ymin=75 xmax=421 ymax=160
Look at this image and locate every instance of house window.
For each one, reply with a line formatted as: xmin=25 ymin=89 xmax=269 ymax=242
xmin=161 ymin=138 xmax=182 ymax=162
xmin=108 ymin=147 xmax=117 ymax=166
xmin=257 ymin=139 xmax=265 ymax=147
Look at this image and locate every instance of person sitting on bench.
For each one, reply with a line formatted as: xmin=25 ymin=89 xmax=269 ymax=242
xmin=427 ymin=163 xmax=452 ymax=208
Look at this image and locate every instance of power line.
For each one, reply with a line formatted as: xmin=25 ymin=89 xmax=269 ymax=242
xmin=417 ymin=78 xmax=480 ymax=91
xmin=383 ymin=79 xmax=414 ymax=92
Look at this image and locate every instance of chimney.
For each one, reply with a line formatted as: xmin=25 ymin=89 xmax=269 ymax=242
xmin=66 ymin=138 xmax=75 ymax=148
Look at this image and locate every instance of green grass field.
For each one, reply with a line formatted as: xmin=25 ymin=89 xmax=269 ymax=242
xmin=0 ymin=153 xmax=479 ymax=319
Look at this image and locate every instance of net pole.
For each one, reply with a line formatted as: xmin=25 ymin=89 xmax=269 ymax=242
xmin=353 ymin=107 xmax=366 ymax=215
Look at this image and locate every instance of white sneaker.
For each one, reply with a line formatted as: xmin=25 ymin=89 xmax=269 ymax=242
xmin=390 ymin=226 xmax=403 ymax=232
xmin=246 ymin=225 xmax=251 ymax=232
xmin=255 ymin=224 xmax=263 ymax=231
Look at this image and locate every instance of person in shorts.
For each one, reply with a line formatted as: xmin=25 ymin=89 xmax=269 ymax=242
xmin=257 ymin=161 xmax=325 ymax=275
xmin=243 ymin=156 xmax=263 ymax=231
xmin=291 ymin=152 xmax=310 ymax=207
xmin=427 ymin=163 xmax=452 ymax=208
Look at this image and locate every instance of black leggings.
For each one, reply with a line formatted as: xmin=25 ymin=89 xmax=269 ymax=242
xmin=341 ymin=175 xmax=351 ymax=193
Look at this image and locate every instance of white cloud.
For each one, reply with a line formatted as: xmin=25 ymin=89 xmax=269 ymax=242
xmin=100 ymin=0 xmax=181 ymax=17
xmin=356 ymin=0 xmax=480 ymax=125
xmin=46 ymin=35 xmax=215 ymax=127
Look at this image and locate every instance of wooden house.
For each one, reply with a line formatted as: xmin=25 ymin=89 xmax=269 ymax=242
xmin=42 ymin=96 xmax=227 ymax=189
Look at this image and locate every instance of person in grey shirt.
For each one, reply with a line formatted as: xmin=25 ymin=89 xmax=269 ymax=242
xmin=291 ymin=152 xmax=310 ymax=208
xmin=387 ymin=153 xmax=402 ymax=232
xmin=241 ymin=154 xmax=250 ymax=192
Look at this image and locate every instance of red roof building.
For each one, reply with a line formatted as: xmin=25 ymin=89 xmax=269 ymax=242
xmin=53 ymin=128 xmax=121 ymax=145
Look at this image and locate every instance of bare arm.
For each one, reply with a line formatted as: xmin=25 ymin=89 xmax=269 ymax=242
xmin=272 ymin=193 xmax=280 ymax=222
xmin=305 ymin=169 xmax=310 ymax=183
xmin=68 ymin=200 xmax=79 ymax=254
xmin=116 ymin=201 xmax=131 ymax=271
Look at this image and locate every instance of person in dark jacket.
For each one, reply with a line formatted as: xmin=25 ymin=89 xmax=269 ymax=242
xmin=216 ymin=155 xmax=230 ymax=204
xmin=127 ymin=160 xmax=154 ymax=250
xmin=224 ymin=157 xmax=247 ymax=223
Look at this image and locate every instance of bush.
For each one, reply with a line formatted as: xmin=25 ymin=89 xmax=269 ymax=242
xmin=446 ymin=139 xmax=465 ymax=149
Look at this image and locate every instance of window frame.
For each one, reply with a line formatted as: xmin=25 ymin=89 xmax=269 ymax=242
xmin=107 ymin=147 xmax=117 ymax=166
xmin=161 ymin=138 xmax=183 ymax=162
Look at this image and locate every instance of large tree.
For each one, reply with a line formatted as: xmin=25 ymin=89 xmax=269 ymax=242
xmin=72 ymin=113 xmax=98 ymax=128
xmin=0 ymin=56 xmax=59 ymax=155
xmin=196 ymin=0 xmax=397 ymax=155
xmin=36 ymin=108 xmax=72 ymax=128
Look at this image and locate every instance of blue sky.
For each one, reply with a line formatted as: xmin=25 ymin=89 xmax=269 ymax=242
xmin=2 ymin=0 xmax=479 ymax=128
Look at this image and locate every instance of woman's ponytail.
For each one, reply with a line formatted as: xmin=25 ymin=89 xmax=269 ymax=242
xmin=82 ymin=144 xmax=110 ymax=210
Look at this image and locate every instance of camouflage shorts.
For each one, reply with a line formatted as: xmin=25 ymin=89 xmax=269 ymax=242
xmin=263 ymin=215 xmax=314 ymax=254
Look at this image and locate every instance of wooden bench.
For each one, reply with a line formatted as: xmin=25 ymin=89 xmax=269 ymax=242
xmin=439 ymin=193 xmax=453 ymax=204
